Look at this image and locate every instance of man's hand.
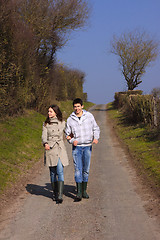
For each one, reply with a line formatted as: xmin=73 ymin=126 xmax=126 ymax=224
xmin=92 ymin=139 xmax=98 ymax=144
xmin=73 ymin=140 xmax=78 ymax=146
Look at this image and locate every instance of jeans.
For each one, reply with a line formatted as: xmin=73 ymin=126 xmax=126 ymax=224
xmin=49 ymin=158 xmax=64 ymax=182
xmin=72 ymin=145 xmax=92 ymax=183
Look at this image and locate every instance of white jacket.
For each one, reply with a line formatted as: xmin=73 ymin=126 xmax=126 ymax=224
xmin=65 ymin=110 xmax=100 ymax=146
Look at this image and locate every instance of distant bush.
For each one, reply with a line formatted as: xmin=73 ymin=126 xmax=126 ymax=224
xmin=151 ymin=87 xmax=160 ymax=98
xmin=114 ymin=90 xmax=143 ymax=108
xmin=124 ymin=94 xmax=153 ymax=124
xmin=114 ymin=90 xmax=160 ymax=129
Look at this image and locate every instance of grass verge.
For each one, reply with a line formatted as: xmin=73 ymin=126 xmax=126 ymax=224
xmin=107 ymin=102 xmax=160 ymax=192
xmin=0 ymin=110 xmax=45 ymax=193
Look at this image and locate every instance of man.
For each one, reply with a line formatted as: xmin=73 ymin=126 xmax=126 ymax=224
xmin=65 ymin=98 xmax=100 ymax=200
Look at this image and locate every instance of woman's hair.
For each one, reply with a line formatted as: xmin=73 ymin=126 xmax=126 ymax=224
xmin=45 ymin=104 xmax=63 ymax=124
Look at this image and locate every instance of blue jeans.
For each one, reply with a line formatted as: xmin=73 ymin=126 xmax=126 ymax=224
xmin=72 ymin=145 xmax=92 ymax=183
xmin=49 ymin=158 xmax=64 ymax=182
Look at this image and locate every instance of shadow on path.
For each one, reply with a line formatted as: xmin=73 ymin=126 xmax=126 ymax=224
xmin=25 ymin=183 xmax=76 ymax=200
xmin=25 ymin=183 xmax=52 ymax=199
xmin=64 ymin=184 xmax=76 ymax=199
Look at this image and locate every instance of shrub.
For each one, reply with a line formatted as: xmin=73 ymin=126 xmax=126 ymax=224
xmin=124 ymin=94 xmax=153 ymax=124
xmin=114 ymin=90 xmax=160 ymax=128
xmin=114 ymin=90 xmax=143 ymax=108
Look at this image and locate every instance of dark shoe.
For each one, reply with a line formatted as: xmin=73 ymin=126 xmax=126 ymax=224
xmin=51 ymin=182 xmax=58 ymax=201
xmin=82 ymin=182 xmax=89 ymax=199
xmin=57 ymin=181 xmax=64 ymax=203
xmin=76 ymin=182 xmax=82 ymax=201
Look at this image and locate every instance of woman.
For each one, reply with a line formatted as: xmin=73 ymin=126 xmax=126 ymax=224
xmin=42 ymin=104 xmax=69 ymax=203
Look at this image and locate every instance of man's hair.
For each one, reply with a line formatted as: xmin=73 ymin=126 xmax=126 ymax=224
xmin=73 ymin=98 xmax=83 ymax=106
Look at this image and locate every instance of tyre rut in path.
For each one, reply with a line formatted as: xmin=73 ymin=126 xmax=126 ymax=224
xmin=0 ymin=104 xmax=160 ymax=240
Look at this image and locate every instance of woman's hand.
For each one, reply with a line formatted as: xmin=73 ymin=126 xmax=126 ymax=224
xmin=66 ymin=136 xmax=71 ymax=140
xmin=66 ymin=133 xmax=74 ymax=140
xmin=45 ymin=143 xmax=50 ymax=150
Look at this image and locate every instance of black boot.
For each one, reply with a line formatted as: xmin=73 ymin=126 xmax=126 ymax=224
xmin=51 ymin=182 xmax=58 ymax=201
xmin=82 ymin=182 xmax=89 ymax=199
xmin=76 ymin=182 xmax=82 ymax=201
xmin=57 ymin=181 xmax=64 ymax=203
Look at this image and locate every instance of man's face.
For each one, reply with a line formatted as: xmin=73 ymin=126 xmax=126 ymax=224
xmin=73 ymin=103 xmax=84 ymax=115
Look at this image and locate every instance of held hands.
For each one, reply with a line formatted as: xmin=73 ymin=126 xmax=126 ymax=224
xmin=66 ymin=135 xmax=78 ymax=146
xmin=66 ymin=133 xmax=74 ymax=141
xmin=66 ymin=136 xmax=71 ymax=140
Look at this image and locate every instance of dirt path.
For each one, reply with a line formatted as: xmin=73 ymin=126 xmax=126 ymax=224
xmin=0 ymin=104 xmax=160 ymax=240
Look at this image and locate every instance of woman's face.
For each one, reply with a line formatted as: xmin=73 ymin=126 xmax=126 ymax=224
xmin=48 ymin=107 xmax=56 ymax=118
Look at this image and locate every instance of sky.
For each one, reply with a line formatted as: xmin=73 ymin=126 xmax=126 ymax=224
xmin=57 ymin=0 xmax=160 ymax=104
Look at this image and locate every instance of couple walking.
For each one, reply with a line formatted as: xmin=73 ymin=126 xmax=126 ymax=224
xmin=42 ymin=98 xmax=100 ymax=203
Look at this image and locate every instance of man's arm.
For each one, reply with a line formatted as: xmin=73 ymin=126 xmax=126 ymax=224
xmin=65 ymin=121 xmax=75 ymax=144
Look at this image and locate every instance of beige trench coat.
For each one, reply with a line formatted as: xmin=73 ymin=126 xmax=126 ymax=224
xmin=42 ymin=118 xmax=69 ymax=167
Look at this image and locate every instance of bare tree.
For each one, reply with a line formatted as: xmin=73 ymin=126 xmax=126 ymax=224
xmin=20 ymin=0 xmax=90 ymax=68
xmin=52 ymin=64 xmax=85 ymax=101
xmin=151 ymin=87 xmax=160 ymax=98
xmin=111 ymin=30 xmax=159 ymax=90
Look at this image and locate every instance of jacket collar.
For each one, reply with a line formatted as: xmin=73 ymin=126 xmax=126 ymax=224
xmin=49 ymin=117 xmax=59 ymax=124
xmin=70 ymin=110 xmax=87 ymax=121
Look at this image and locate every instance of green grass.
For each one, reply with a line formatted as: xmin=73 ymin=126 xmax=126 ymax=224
xmin=107 ymin=102 xmax=160 ymax=189
xmin=0 ymin=101 xmax=95 ymax=194
xmin=0 ymin=110 xmax=45 ymax=192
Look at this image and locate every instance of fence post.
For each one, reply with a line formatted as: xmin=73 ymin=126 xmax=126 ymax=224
xmin=153 ymin=96 xmax=158 ymax=127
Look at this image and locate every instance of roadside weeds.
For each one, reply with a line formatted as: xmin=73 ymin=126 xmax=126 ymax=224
xmin=106 ymin=103 xmax=160 ymax=222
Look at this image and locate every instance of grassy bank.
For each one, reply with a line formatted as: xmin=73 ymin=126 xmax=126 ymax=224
xmin=107 ymin=102 xmax=160 ymax=192
xmin=0 ymin=101 xmax=94 ymax=194
xmin=0 ymin=110 xmax=45 ymax=193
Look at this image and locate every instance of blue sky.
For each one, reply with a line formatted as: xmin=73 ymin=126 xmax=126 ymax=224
xmin=57 ymin=0 xmax=160 ymax=104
